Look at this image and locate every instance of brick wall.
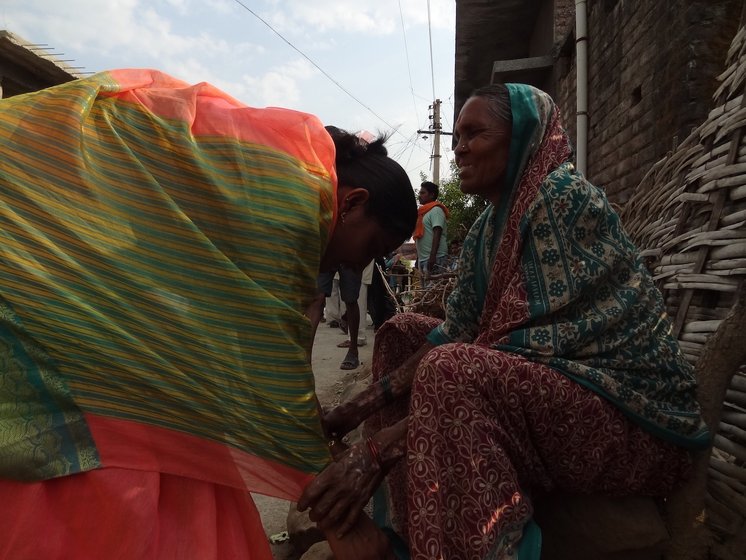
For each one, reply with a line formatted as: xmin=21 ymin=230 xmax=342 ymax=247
xmin=555 ymin=0 xmax=575 ymax=44
xmin=553 ymin=0 xmax=741 ymax=204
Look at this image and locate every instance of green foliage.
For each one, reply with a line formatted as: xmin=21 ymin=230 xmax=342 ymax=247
xmin=436 ymin=161 xmax=489 ymax=242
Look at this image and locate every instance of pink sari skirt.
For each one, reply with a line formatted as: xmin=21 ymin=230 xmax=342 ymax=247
xmin=0 ymin=468 xmax=272 ymax=560
xmin=368 ymin=313 xmax=692 ymax=560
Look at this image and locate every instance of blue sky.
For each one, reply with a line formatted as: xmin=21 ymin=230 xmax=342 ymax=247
xmin=1 ymin=0 xmax=457 ymax=187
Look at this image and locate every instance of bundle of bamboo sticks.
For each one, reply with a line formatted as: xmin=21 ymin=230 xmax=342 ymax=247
xmin=622 ymin=23 xmax=746 ymax=559
xmin=397 ymin=270 xmax=456 ymax=319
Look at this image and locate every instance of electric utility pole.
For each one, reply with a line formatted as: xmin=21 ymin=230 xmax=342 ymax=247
xmin=417 ymin=99 xmax=452 ymax=184
xmin=431 ymin=99 xmax=441 ymax=184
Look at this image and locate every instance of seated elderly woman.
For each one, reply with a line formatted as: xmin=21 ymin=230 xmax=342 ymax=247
xmin=299 ymin=84 xmax=709 ymax=560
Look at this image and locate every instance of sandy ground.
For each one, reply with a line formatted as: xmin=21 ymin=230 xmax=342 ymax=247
xmin=252 ymin=315 xmax=376 ymax=559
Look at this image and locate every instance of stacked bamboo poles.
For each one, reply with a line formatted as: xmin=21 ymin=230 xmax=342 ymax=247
xmin=621 ymin=24 xmax=746 ymax=560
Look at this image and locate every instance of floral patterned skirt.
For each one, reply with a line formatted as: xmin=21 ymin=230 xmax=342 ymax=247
xmin=368 ymin=313 xmax=692 ymax=560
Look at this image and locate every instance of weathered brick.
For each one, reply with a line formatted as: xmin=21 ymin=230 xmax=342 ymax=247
xmin=555 ymin=0 xmax=741 ymax=205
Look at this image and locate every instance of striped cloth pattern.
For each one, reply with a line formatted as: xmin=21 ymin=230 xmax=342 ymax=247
xmin=0 ymin=69 xmax=336 ymax=482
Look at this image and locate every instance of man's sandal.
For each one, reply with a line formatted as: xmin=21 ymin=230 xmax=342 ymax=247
xmin=340 ymin=352 xmax=360 ymax=370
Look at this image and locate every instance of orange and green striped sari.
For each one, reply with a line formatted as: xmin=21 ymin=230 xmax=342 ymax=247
xmin=0 ymin=69 xmax=336 ymax=501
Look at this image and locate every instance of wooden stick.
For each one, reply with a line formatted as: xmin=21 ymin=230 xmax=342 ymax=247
xmin=725 ymin=388 xmax=746 ymax=408
xmin=710 ymin=456 xmax=746 ymax=482
xmin=721 ymin=410 xmax=746 ymax=425
xmin=713 ymin=434 xmax=746 ymax=462
xmin=708 ymin=478 xmax=746 ymax=518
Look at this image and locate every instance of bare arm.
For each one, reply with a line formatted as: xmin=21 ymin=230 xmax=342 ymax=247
xmin=324 ymin=341 xmax=434 ymax=439
xmin=427 ymin=225 xmax=443 ymax=270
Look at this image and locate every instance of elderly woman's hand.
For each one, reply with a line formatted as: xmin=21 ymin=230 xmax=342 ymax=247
xmin=321 ymin=343 xmax=433 ymax=443
xmin=298 ymin=440 xmax=384 ymax=537
xmin=321 ymin=402 xmax=362 ymax=441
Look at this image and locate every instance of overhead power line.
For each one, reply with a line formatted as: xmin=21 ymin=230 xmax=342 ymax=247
xmin=231 ymin=0 xmax=407 ymax=140
xmin=426 ymin=0 xmax=436 ymax=102
xmin=398 ymin=0 xmax=422 ymax=131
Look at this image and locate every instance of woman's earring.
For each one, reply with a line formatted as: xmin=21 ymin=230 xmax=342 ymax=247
xmin=340 ymin=212 xmax=346 ymax=224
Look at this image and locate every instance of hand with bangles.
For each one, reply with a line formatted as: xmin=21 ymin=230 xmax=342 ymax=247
xmin=299 ymin=436 xmax=384 ymax=535
xmin=299 ymin=343 xmax=431 ymax=558
xmin=302 ymin=342 xmax=424 ymax=530
xmin=298 ymin=421 xmax=408 ymax=560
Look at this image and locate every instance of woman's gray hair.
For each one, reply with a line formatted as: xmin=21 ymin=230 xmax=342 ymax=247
xmin=470 ymin=84 xmax=512 ymax=127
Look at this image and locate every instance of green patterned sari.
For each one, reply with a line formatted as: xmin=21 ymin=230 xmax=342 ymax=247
xmin=429 ymin=84 xmax=708 ymax=449
xmin=0 ymin=69 xmax=336 ymax=493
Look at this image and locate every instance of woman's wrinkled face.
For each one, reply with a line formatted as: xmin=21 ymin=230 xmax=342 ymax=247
xmin=320 ymin=186 xmax=403 ymax=273
xmin=453 ymin=96 xmax=511 ymax=204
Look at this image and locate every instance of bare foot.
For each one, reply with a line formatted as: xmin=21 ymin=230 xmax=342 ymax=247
xmin=324 ymin=513 xmax=395 ymax=560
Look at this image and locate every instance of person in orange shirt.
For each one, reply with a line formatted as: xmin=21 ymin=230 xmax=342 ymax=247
xmin=413 ymin=181 xmax=449 ymax=285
